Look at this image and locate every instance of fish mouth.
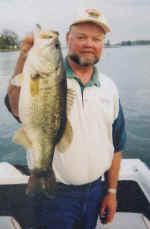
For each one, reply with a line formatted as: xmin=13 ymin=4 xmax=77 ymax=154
xmin=55 ymin=42 xmax=60 ymax=49
xmin=47 ymin=37 xmax=60 ymax=49
xmin=52 ymin=39 xmax=61 ymax=50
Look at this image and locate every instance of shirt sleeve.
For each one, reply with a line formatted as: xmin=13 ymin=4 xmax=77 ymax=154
xmin=4 ymin=94 xmax=21 ymax=123
xmin=112 ymin=100 xmax=126 ymax=152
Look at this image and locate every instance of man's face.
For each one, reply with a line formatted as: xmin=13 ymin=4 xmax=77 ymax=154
xmin=66 ymin=23 xmax=105 ymax=67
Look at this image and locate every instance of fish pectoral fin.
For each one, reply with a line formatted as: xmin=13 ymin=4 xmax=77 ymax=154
xmin=67 ymin=89 xmax=76 ymax=115
xmin=13 ymin=128 xmax=32 ymax=149
xmin=10 ymin=73 xmax=24 ymax=87
xmin=55 ymin=119 xmax=73 ymax=153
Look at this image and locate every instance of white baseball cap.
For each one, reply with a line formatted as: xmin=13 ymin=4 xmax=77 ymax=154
xmin=70 ymin=8 xmax=111 ymax=34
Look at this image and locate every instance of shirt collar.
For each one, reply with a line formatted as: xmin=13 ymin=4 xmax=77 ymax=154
xmin=64 ymin=57 xmax=100 ymax=88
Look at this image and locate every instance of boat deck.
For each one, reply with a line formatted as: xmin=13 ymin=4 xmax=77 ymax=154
xmin=97 ymin=212 xmax=150 ymax=229
xmin=0 ymin=162 xmax=150 ymax=229
xmin=0 ymin=176 xmax=149 ymax=228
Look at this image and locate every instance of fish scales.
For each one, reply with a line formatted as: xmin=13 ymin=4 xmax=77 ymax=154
xmin=13 ymin=26 xmax=72 ymax=195
xmin=28 ymin=80 xmax=66 ymax=168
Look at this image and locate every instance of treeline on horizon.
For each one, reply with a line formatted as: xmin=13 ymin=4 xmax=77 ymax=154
xmin=0 ymin=29 xmax=19 ymax=50
xmin=105 ymin=39 xmax=150 ymax=47
xmin=118 ymin=40 xmax=150 ymax=46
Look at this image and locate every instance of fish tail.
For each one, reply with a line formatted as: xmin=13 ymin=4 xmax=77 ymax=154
xmin=26 ymin=168 xmax=57 ymax=196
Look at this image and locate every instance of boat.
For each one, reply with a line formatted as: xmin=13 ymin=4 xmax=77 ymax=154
xmin=0 ymin=159 xmax=150 ymax=229
xmin=98 ymin=159 xmax=150 ymax=229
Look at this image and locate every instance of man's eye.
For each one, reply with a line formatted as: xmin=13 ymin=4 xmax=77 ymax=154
xmin=93 ymin=38 xmax=103 ymax=42
xmin=78 ymin=36 xmax=85 ymax=40
xmin=95 ymin=36 xmax=105 ymax=42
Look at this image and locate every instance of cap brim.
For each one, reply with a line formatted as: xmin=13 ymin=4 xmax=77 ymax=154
xmin=71 ymin=19 xmax=111 ymax=34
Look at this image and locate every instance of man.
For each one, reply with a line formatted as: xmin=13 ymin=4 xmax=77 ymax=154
xmin=5 ymin=8 xmax=126 ymax=229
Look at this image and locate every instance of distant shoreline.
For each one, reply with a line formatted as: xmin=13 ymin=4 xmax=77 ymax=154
xmin=104 ymin=45 xmax=150 ymax=49
xmin=0 ymin=48 xmax=19 ymax=52
xmin=105 ymin=41 xmax=150 ymax=48
xmin=0 ymin=44 xmax=150 ymax=52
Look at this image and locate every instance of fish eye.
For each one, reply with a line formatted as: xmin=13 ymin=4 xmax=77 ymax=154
xmin=41 ymin=34 xmax=53 ymax=39
xmin=51 ymin=31 xmax=59 ymax=36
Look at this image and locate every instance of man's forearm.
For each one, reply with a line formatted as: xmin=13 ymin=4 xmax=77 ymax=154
xmin=13 ymin=51 xmax=27 ymax=77
xmin=105 ymin=151 xmax=122 ymax=192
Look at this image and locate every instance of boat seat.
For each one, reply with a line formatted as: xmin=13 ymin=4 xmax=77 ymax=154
xmin=96 ymin=212 xmax=150 ymax=229
xmin=0 ymin=162 xmax=28 ymax=185
xmin=0 ymin=216 xmax=22 ymax=229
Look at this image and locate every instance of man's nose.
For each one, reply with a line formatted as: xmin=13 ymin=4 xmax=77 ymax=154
xmin=84 ymin=38 xmax=94 ymax=47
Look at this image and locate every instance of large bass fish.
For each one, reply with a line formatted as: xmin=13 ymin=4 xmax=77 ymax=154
xmin=12 ymin=25 xmax=73 ymax=195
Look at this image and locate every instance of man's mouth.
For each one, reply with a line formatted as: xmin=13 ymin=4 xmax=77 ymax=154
xmin=80 ymin=50 xmax=95 ymax=55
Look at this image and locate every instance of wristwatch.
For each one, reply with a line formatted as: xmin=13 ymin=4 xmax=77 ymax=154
xmin=108 ymin=188 xmax=117 ymax=194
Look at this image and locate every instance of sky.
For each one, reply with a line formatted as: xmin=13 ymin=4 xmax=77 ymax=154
xmin=0 ymin=0 xmax=150 ymax=44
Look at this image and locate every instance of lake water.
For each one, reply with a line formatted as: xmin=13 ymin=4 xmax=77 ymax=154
xmin=0 ymin=46 xmax=150 ymax=167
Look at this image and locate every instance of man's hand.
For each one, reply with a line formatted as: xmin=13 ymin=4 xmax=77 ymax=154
xmin=100 ymin=193 xmax=117 ymax=224
xmin=12 ymin=35 xmax=34 ymax=77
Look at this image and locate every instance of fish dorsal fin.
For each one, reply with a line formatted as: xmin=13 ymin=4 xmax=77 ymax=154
xmin=55 ymin=120 xmax=73 ymax=153
xmin=55 ymin=89 xmax=75 ymax=153
xmin=10 ymin=73 xmax=24 ymax=87
xmin=66 ymin=88 xmax=76 ymax=115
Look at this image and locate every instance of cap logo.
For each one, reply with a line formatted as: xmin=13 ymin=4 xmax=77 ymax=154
xmin=86 ymin=9 xmax=100 ymax=18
